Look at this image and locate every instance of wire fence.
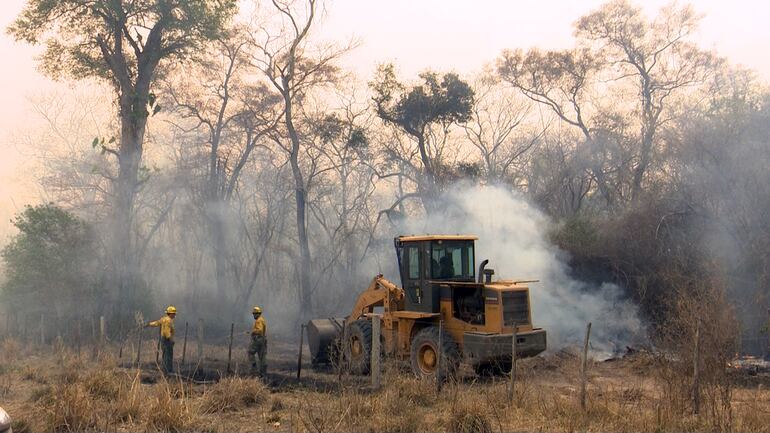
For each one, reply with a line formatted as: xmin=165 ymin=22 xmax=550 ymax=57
xmin=0 ymin=311 xmax=269 ymax=381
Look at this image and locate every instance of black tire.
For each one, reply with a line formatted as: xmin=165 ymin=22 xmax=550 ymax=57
xmin=344 ymin=319 xmax=372 ymax=375
xmin=409 ymin=326 xmax=460 ymax=380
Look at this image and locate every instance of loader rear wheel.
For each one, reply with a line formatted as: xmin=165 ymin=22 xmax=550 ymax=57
xmin=410 ymin=326 xmax=459 ymax=380
xmin=344 ymin=319 xmax=372 ymax=375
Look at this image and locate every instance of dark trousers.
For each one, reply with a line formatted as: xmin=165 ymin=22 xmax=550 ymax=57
xmin=161 ymin=337 xmax=174 ymax=374
xmin=247 ymin=335 xmax=267 ymax=376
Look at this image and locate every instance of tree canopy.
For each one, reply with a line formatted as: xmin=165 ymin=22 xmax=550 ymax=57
xmin=371 ymin=64 xmax=475 ymax=210
xmin=9 ymin=0 xmax=237 ymax=88
xmin=372 ymin=65 xmax=475 ymax=138
xmin=1 ymin=204 xmax=100 ymax=313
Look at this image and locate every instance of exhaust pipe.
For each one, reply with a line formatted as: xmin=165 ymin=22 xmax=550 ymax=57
xmin=478 ymin=259 xmax=489 ymax=283
xmin=484 ymin=268 xmax=495 ymax=284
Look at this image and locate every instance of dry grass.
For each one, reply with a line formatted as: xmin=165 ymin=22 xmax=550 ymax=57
xmin=200 ymin=377 xmax=268 ymax=413
xmin=1 ymin=338 xmax=770 ymax=432
xmin=143 ymin=383 xmax=196 ymax=433
xmin=447 ymin=404 xmax=492 ymax=433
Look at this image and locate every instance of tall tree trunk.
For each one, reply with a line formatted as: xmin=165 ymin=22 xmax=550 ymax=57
xmin=282 ymin=86 xmax=313 ymax=323
xmin=416 ymin=134 xmax=439 ymax=214
xmin=112 ymin=97 xmax=147 ymax=325
xmin=292 ymin=168 xmax=312 ymax=322
xmin=632 ymin=123 xmax=655 ymax=202
xmin=206 ymin=150 xmax=233 ymax=304
xmin=208 ymin=207 xmax=232 ymax=300
xmin=632 ymin=78 xmax=657 ymax=203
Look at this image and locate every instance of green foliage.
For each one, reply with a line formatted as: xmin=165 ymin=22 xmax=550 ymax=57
xmin=371 ymin=63 xmax=475 ymax=137
xmin=550 ymin=215 xmax=598 ymax=254
xmin=314 ymin=113 xmax=370 ymax=151
xmin=1 ymin=204 xmax=100 ymax=311
xmin=8 ymin=0 xmax=238 ymax=84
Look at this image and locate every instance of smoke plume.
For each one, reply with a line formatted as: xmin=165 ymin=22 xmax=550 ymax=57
xmin=400 ymin=183 xmax=645 ymax=357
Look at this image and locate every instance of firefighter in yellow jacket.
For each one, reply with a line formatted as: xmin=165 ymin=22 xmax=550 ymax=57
xmin=147 ymin=305 xmax=176 ymax=374
xmin=248 ymin=306 xmax=267 ymax=377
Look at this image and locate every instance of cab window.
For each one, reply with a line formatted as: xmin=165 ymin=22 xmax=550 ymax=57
xmin=407 ymin=245 xmax=420 ymax=279
xmin=430 ymin=241 xmax=475 ymax=280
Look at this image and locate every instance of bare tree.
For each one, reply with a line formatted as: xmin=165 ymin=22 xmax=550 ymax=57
xmin=497 ymin=48 xmax=622 ymax=207
xmin=164 ymin=30 xmax=281 ymax=304
xmin=252 ymin=0 xmax=352 ymax=321
xmin=463 ymin=76 xmax=543 ymax=186
xmin=575 ymin=0 xmax=718 ymax=201
xmin=304 ymin=93 xmax=378 ymax=305
xmin=22 ymin=89 xmax=115 ymax=218
xmin=526 ymin=131 xmax=595 ymax=217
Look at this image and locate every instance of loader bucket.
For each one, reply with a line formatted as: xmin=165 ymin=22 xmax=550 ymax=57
xmin=306 ymin=318 xmax=345 ymax=365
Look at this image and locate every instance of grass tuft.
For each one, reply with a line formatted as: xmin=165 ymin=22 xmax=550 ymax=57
xmin=143 ymin=384 xmax=194 ymax=433
xmin=448 ymin=404 xmax=493 ymax=433
xmin=199 ymin=376 xmax=268 ymax=413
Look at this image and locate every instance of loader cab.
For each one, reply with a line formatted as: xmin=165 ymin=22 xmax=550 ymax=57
xmin=394 ymin=235 xmax=477 ymax=314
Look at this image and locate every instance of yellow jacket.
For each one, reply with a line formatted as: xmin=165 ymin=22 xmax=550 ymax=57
xmin=149 ymin=316 xmax=175 ymax=340
xmin=252 ymin=316 xmax=267 ymax=337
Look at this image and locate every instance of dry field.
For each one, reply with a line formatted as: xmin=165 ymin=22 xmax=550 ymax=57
xmin=1 ymin=337 xmax=769 ymax=433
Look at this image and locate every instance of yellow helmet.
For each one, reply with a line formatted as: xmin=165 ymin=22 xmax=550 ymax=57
xmin=166 ymin=305 xmax=177 ymax=314
xmin=252 ymin=306 xmax=262 ymax=314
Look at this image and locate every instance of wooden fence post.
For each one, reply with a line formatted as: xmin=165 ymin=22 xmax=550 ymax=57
xmin=56 ymin=316 xmax=62 ymax=347
xmin=296 ymin=324 xmax=305 ymax=380
xmin=40 ymin=313 xmax=45 ymax=346
xmin=436 ymin=320 xmax=443 ymax=393
xmin=155 ymin=328 xmax=161 ymax=366
xmin=181 ymin=322 xmax=189 ymax=368
xmin=135 ymin=327 xmax=143 ymax=368
xmin=197 ymin=318 xmax=204 ymax=363
xmin=692 ymin=321 xmax=701 ymax=415
xmin=90 ymin=316 xmax=96 ymax=359
xmin=338 ymin=323 xmax=349 ymax=383
xmin=509 ymin=323 xmax=517 ymax=404
xmin=372 ymin=316 xmax=381 ymax=390
xmin=226 ymin=323 xmax=235 ymax=375
xmin=76 ymin=321 xmax=81 ymax=358
xmin=580 ymin=322 xmax=592 ymax=411
xmin=99 ymin=316 xmax=106 ymax=358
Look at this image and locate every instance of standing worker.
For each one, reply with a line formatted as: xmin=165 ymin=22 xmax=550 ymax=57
xmin=248 ymin=306 xmax=267 ymax=377
xmin=147 ymin=305 xmax=176 ymax=374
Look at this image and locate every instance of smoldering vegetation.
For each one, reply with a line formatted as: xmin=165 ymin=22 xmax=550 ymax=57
xmin=1 ymin=0 xmax=769 ymax=363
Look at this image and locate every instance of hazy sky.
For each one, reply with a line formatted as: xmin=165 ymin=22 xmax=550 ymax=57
xmin=0 ymin=0 xmax=769 ymax=237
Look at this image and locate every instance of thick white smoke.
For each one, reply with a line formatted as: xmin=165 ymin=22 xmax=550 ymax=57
xmin=401 ymin=184 xmax=645 ymax=357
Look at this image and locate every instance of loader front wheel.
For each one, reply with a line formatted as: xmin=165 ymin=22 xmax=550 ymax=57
xmin=344 ymin=319 xmax=372 ymax=375
xmin=410 ymin=326 xmax=459 ymax=380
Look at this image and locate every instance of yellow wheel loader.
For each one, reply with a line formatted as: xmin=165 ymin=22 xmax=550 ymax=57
xmin=307 ymin=235 xmax=547 ymax=379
